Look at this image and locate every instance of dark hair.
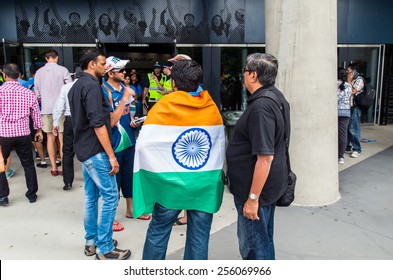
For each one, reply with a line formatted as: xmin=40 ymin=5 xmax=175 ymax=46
xmin=338 ymin=68 xmax=347 ymax=91
xmin=74 ymin=66 xmax=83 ymax=78
xmin=79 ymin=48 xmax=105 ymax=70
xmin=347 ymin=63 xmax=358 ymax=71
xmin=347 ymin=63 xmax=360 ymax=79
xmin=124 ymin=8 xmax=134 ymax=22
xmin=2 ymin=63 xmax=20 ymax=80
xmin=69 ymin=12 xmax=81 ymax=20
xmin=211 ymin=15 xmax=224 ymax=36
xmin=246 ymin=53 xmax=278 ymax=86
xmin=184 ymin=13 xmax=195 ymax=21
xmin=171 ymin=60 xmax=202 ymax=92
xmin=138 ymin=21 xmax=147 ymax=28
xmin=44 ymin=48 xmax=58 ymax=59
xmin=99 ymin=13 xmax=113 ymax=36
xmin=20 ymin=19 xmax=30 ymax=34
xmin=29 ymin=64 xmax=40 ymax=76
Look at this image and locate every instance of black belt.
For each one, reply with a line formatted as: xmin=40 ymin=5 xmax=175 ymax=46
xmin=65 ymin=115 xmax=72 ymax=118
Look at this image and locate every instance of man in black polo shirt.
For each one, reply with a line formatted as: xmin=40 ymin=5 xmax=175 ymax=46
xmin=226 ymin=53 xmax=291 ymax=260
xmin=68 ymin=48 xmax=131 ymax=260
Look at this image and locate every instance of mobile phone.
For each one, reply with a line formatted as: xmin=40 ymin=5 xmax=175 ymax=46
xmin=134 ymin=116 xmax=146 ymax=124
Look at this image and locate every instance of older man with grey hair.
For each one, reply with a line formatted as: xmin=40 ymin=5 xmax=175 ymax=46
xmin=226 ymin=53 xmax=291 ymax=260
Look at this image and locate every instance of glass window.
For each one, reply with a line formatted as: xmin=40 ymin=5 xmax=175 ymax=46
xmin=220 ymin=46 xmax=264 ymax=112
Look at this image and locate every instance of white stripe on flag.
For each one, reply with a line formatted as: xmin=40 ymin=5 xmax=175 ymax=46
xmin=134 ymin=124 xmax=225 ymax=173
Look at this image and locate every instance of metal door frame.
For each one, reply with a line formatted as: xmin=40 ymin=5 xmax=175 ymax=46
xmin=338 ymin=44 xmax=384 ymax=125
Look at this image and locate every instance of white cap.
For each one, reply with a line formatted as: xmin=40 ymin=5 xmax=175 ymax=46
xmin=105 ymin=56 xmax=130 ymax=73
xmin=168 ymin=54 xmax=192 ymax=63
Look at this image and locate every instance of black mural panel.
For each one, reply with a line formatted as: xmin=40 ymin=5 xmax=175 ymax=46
xmin=14 ymin=0 xmax=246 ymax=44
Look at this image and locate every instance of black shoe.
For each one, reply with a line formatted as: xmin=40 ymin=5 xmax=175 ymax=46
xmin=84 ymin=239 xmax=118 ymax=256
xmin=63 ymin=183 xmax=72 ymax=191
xmin=36 ymin=162 xmax=48 ymax=168
xmin=29 ymin=196 xmax=37 ymax=203
xmin=56 ymin=160 xmax=62 ymax=167
xmin=0 ymin=196 xmax=9 ymax=206
xmin=95 ymin=248 xmax=131 ymax=260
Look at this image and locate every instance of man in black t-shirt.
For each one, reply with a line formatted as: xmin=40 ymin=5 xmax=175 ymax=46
xmin=68 ymin=48 xmax=131 ymax=260
xmin=226 ymin=53 xmax=291 ymax=260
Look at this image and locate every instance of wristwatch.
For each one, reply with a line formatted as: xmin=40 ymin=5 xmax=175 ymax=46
xmin=249 ymin=193 xmax=259 ymax=200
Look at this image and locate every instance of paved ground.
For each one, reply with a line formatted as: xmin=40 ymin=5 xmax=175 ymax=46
xmin=0 ymin=124 xmax=392 ymax=260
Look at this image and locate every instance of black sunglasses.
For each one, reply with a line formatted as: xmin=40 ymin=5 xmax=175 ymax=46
xmin=111 ymin=68 xmax=126 ymax=73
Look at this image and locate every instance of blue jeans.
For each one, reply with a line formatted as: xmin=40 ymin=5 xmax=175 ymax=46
xmin=234 ymin=197 xmax=276 ymax=260
xmin=82 ymin=152 xmax=119 ymax=255
xmin=347 ymin=106 xmax=362 ymax=153
xmin=143 ymin=203 xmax=213 ymax=260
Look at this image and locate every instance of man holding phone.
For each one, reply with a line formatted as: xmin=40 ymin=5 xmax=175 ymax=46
xmin=0 ymin=63 xmax=43 ymax=205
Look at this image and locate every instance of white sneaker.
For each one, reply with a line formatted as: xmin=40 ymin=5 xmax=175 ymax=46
xmin=351 ymin=151 xmax=360 ymax=158
xmin=338 ymin=158 xmax=344 ymax=164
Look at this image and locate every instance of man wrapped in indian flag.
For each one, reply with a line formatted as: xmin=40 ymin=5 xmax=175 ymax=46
xmin=133 ymin=59 xmax=225 ymax=260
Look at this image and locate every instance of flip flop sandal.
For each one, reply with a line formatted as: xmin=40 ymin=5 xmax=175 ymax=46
xmin=112 ymin=220 xmax=124 ymax=232
xmin=137 ymin=214 xmax=151 ymax=220
xmin=125 ymin=214 xmax=151 ymax=220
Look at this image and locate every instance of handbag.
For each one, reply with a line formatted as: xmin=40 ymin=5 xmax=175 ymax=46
xmin=276 ymin=168 xmax=297 ymax=207
xmin=263 ymin=91 xmax=296 ymax=207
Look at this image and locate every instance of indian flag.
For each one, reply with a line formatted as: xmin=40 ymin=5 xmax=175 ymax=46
xmin=133 ymin=90 xmax=225 ymax=218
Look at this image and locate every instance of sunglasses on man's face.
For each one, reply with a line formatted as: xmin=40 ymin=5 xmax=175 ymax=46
xmin=111 ymin=68 xmax=126 ymax=73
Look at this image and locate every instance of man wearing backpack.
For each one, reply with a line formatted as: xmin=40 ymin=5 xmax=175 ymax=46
xmin=346 ymin=63 xmax=364 ymax=158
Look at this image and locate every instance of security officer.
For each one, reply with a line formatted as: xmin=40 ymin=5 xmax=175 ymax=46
xmin=142 ymin=61 xmax=168 ymax=111
xmin=161 ymin=61 xmax=174 ymax=95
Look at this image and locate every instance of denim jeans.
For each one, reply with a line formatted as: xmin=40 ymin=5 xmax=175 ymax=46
xmin=82 ymin=152 xmax=119 ymax=255
xmin=347 ymin=106 xmax=362 ymax=153
xmin=234 ymin=197 xmax=276 ymax=260
xmin=143 ymin=203 xmax=213 ymax=260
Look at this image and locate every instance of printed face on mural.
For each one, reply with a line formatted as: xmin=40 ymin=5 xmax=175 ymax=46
xmin=13 ymin=0 xmax=251 ymax=44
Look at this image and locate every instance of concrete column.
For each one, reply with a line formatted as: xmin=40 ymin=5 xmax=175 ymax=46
xmin=265 ymin=0 xmax=340 ymax=205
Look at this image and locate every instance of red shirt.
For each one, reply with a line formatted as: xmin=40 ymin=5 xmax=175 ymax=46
xmin=0 ymin=80 xmax=43 ymax=137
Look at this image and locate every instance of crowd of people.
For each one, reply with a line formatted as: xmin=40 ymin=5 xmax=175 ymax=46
xmin=1 ymin=46 xmax=370 ymax=261
xmin=15 ymin=0 xmax=246 ymax=44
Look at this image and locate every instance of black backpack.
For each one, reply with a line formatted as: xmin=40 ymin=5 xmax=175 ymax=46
xmin=355 ymin=79 xmax=376 ymax=111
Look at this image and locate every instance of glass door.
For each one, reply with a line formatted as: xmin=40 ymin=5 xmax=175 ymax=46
xmin=338 ymin=44 xmax=384 ymax=124
xmin=1 ymin=38 xmax=24 ymax=71
xmin=220 ymin=46 xmax=264 ymax=112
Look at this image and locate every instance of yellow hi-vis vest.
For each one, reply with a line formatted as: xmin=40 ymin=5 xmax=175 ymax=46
xmin=147 ymin=73 xmax=166 ymax=101
xmin=163 ymin=76 xmax=173 ymax=92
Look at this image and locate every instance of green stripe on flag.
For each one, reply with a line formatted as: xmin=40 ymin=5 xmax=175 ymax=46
xmin=133 ymin=169 xmax=224 ymax=218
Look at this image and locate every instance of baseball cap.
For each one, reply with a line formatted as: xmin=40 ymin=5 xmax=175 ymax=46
xmin=105 ymin=56 xmax=130 ymax=73
xmin=168 ymin=54 xmax=192 ymax=63
xmin=153 ymin=61 xmax=162 ymax=68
